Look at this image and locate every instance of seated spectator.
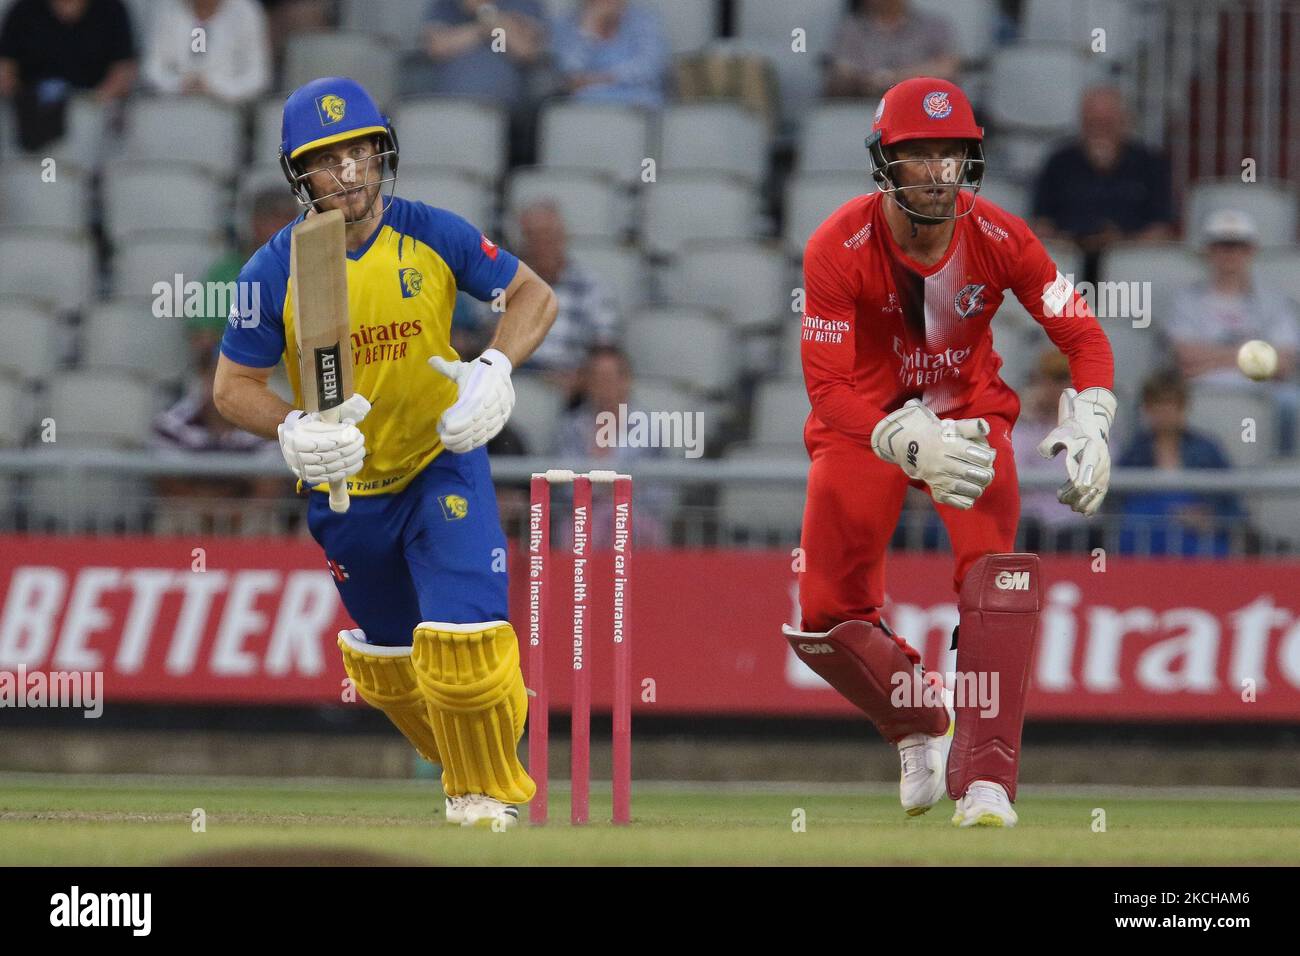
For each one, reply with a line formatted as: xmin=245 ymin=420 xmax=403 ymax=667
xmin=549 ymin=346 xmax=670 ymax=546
xmin=1114 ymin=369 xmax=1247 ymax=557
xmin=0 ymin=0 xmax=137 ymax=151
xmin=260 ymin=0 xmax=332 ymax=59
xmin=1012 ymin=350 xmax=1097 ymax=552
xmin=417 ymin=0 xmax=545 ymax=103
xmin=513 ymin=200 xmax=620 ymax=393
xmin=1031 ymin=86 xmax=1175 ymax=280
xmin=198 ymin=186 xmax=300 ymax=325
xmin=1166 ymin=208 xmax=1300 ymax=453
xmin=552 ymin=0 xmax=668 ymax=109
xmin=151 ymin=309 xmax=286 ymax=533
xmin=824 ymin=0 xmax=959 ymax=100
xmin=143 ymin=0 xmax=271 ymax=104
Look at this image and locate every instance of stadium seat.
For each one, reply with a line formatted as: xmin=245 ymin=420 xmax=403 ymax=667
xmin=988 ymin=43 xmax=1097 ymax=132
xmin=1185 ymin=178 xmax=1298 ymax=246
xmin=46 ymin=371 xmax=158 ymax=448
xmin=625 ymin=307 xmax=733 ymax=394
xmin=0 ymin=299 xmax=61 ymax=383
xmin=1045 ymin=238 xmax=1085 ymax=284
xmin=990 ymin=321 xmax=1039 ymax=394
xmin=25 ymin=460 xmax=145 ymax=531
xmin=783 ymin=172 xmax=869 ymax=258
xmin=112 ymin=233 xmax=228 ymax=301
xmin=253 ymin=93 xmax=288 ymax=172
xmin=103 ymin=165 xmax=226 ymax=242
xmin=641 ymin=173 xmax=758 ymax=258
xmin=718 ymin=443 xmax=807 ymax=537
xmin=659 ymin=102 xmax=769 ymax=185
xmin=509 ymin=373 xmax=567 ymax=454
xmin=284 ymin=32 xmax=398 ymax=107
xmin=670 ymin=241 xmax=789 ymax=330
xmin=81 ymin=299 xmax=190 ymax=385
xmin=976 ymin=178 xmax=1030 ymax=220
xmin=779 ymin=317 xmax=805 ymax=380
xmin=733 ymin=0 xmax=843 ymax=126
xmin=911 ymin=0 xmax=1000 ymax=63
xmin=567 ymin=240 xmax=651 ymax=311
xmin=547 ymin=0 xmax=715 ymax=54
xmin=1186 ymin=384 xmax=1278 ymax=468
xmin=0 ymin=229 xmax=95 ymax=314
xmin=0 ymin=373 xmax=27 ymax=446
xmin=797 ymin=101 xmax=877 ymax=175
xmin=1022 ymin=0 xmax=1143 ymax=59
xmin=123 ymin=97 xmax=243 ymax=179
xmin=42 ymin=94 xmax=110 ymax=171
xmin=1254 ymin=248 xmax=1300 ymax=306
xmin=505 ymin=167 xmax=625 ymax=241
xmin=398 ymin=168 xmax=495 ymax=231
xmin=392 ymin=98 xmax=508 ymax=183
xmin=986 ymin=128 xmax=1065 ymax=183
xmin=538 ymin=101 xmax=654 ymax=186
xmin=751 ymin=379 xmax=811 ymax=445
xmin=1251 ymin=493 xmax=1300 ymax=548
xmin=341 ymin=0 xmax=431 ymax=51
xmin=0 ymin=160 xmax=89 ymax=230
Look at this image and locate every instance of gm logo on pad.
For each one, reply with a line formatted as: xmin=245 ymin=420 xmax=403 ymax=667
xmin=995 ymin=570 xmax=1031 ymax=590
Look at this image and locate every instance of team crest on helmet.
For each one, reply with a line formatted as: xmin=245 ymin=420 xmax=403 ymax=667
xmin=315 ymin=94 xmax=347 ymax=126
xmin=954 ymin=283 xmax=986 ymax=319
xmin=923 ymin=91 xmax=952 ymax=119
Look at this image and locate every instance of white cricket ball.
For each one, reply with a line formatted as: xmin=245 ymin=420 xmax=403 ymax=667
xmin=1237 ymin=339 xmax=1278 ymax=381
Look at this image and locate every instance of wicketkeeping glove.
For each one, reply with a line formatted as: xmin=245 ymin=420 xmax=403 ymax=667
xmin=427 ymin=348 xmax=515 ymax=454
xmin=1037 ymin=386 xmax=1117 ymax=516
xmin=278 ymin=393 xmax=371 ymax=485
xmin=871 ymin=398 xmax=997 ymax=510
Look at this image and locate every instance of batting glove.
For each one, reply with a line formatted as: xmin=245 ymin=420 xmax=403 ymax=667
xmin=278 ymin=393 xmax=371 ymax=485
xmin=871 ymin=398 xmax=998 ymax=510
xmin=1037 ymin=386 xmax=1117 ymax=516
xmin=427 ymin=348 xmax=515 ymax=453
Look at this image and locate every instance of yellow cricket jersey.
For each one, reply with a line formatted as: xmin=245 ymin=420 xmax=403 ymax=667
xmin=220 ymin=196 xmax=519 ymax=496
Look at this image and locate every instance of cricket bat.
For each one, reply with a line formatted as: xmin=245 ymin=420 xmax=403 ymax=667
xmin=290 ymin=208 xmax=354 ymax=514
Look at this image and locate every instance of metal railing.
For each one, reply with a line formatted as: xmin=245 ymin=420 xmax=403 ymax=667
xmin=0 ymin=448 xmax=1294 ymax=557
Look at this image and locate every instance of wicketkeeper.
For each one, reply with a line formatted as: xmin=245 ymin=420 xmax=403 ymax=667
xmin=787 ymin=78 xmax=1117 ymax=827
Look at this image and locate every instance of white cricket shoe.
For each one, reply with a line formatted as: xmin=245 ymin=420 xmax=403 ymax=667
xmin=444 ymin=794 xmax=472 ymax=825
xmin=897 ymin=697 xmax=955 ymax=816
xmin=450 ymin=794 xmax=519 ymax=829
xmin=951 ymin=780 xmax=1018 ymax=828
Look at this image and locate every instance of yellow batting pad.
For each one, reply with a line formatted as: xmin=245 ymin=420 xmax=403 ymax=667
xmin=411 ymin=621 xmax=535 ymax=805
xmin=337 ymin=629 xmax=440 ymax=765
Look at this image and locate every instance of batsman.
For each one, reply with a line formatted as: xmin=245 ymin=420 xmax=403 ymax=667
xmin=214 ymin=76 xmax=557 ymax=828
xmin=786 ymin=78 xmax=1116 ymax=827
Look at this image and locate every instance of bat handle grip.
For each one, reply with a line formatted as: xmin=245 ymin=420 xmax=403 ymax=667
xmin=321 ymin=407 xmax=351 ymax=514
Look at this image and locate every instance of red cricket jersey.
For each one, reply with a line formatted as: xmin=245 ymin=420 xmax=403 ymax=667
xmin=800 ymin=190 xmax=1114 ymax=450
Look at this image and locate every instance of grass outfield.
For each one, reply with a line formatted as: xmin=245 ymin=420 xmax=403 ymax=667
xmin=1 ymin=774 xmax=1298 ymax=866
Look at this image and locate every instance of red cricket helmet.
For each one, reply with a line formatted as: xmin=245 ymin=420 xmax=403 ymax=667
xmin=865 ymin=77 xmax=986 ymax=223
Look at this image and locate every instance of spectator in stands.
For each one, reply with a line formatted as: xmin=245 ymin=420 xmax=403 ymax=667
xmin=1167 ymin=208 xmax=1300 ymax=453
xmin=412 ymin=0 xmax=547 ymax=163
xmin=551 ymin=0 xmax=668 ymax=109
xmin=418 ymin=0 xmax=545 ymax=103
xmin=1114 ymin=368 xmax=1247 ymax=557
xmin=259 ymin=0 xmax=331 ymax=60
xmin=197 ymin=186 xmax=299 ymax=328
xmin=1031 ymin=86 xmax=1175 ymax=280
xmin=0 ymin=0 xmax=137 ymax=151
xmin=151 ymin=305 xmax=286 ymax=532
xmin=514 ymin=200 xmax=621 ymax=393
xmin=1013 ymin=350 xmax=1096 ymax=552
xmin=487 ymin=422 xmax=532 ymax=538
xmin=823 ymin=0 xmax=959 ymax=99
xmin=550 ymin=346 xmax=669 ymax=545
xmin=143 ymin=0 xmax=271 ymax=104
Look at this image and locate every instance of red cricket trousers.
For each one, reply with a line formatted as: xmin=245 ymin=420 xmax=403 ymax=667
xmin=797 ymin=414 xmax=1020 ymax=657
